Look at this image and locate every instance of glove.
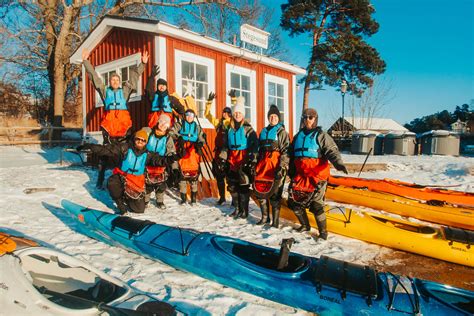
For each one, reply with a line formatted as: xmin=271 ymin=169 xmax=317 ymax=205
xmin=207 ymin=92 xmax=216 ymax=102
xmin=334 ymin=162 xmax=349 ymax=174
xmin=151 ymin=65 xmax=160 ymax=77
xmin=166 ymin=154 xmax=179 ymax=164
xmin=195 ymin=142 xmax=203 ymax=155
xmin=76 ymin=144 xmax=92 ymax=152
xmin=216 ymin=158 xmax=228 ymax=175
xmin=227 ymin=89 xmax=236 ymax=98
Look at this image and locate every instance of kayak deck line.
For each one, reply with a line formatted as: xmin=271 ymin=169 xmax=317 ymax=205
xmin=60 ymin=199 xmax=474 ymax=315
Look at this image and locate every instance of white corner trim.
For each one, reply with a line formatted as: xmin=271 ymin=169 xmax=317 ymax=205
xmin=225 ymin=63 xmax=257 ymax=129
xmin=292 ymin=74 xmax=297 ymax=135
xmin=81 ymin=64 xmax=87 ymax=135
xmin=156 ymin=36 xmax=167 ymax=80
xmin=264 ymin=74 xmax=289 ymax=128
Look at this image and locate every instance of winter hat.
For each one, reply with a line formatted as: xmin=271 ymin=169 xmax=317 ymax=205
xmin=267 ymin=104 xmax=281 ymax=121
xmin=157 ymin=78 xmax=167 ymax=86
xmin=233 ymin=96 xmax=245 ymax=116
xmin=135 ymin=128 xmax=149 ymax=142
xmin=185 ymin=108 xmax=196 ymax=115
xmin=223 ymin=106 xmax=232 ymax=114
xmin=302 ymin=108 xmax=318 ymax=118
xmin=158 ymin=113 xmax=171 ymax=127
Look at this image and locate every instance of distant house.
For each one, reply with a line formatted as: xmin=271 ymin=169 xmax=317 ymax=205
xmin=328 ymin=117 xmax=408 ymax=137
xmin=451 ymin=119 xmax=471 ymax=134
xmin=69 ymin=15 xmax=305 ymax=150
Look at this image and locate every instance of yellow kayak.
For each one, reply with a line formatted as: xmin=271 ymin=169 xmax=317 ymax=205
xmin=326 ymin=185 xmax=474 ymax=230
xmin=279 ymin=200 xmax=474 ymax=267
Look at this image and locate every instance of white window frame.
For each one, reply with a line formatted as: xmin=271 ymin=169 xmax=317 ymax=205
xmin=226 ymin=64 xmax=257 ymax=129
xmin=175 ymin=49 xmax=215 ymax=129
xmin=264 ymin=74 xmax=289 ymax=127
xmin=94 ymin=53 xmax=143 ymax=108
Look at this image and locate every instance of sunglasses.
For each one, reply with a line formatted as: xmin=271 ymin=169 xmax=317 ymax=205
xmin=185 ymin=112 xmax=195 ymax=117
xmin=302 ymin=115 xmax=315 ymax=120
xmin=135 ymin=138 xmax=147 ymax=143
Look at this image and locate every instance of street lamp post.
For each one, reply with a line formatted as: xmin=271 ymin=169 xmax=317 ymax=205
xmin=340 ymin=80 xmax=348 ymax=138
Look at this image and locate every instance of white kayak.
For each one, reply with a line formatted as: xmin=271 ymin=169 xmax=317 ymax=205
xmin=0 ymin=231 xmax=179 ymax=315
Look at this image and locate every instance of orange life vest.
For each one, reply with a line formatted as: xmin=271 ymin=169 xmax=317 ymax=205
xmin=179 ymin=142 xmax=200 ymax=179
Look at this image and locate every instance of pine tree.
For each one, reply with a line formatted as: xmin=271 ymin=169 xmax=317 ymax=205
xmin=280 ymin=0 xmax=386 ymax=108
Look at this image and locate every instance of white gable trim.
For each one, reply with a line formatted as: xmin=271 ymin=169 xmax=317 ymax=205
xmin=70 ymin=17 xmax=306 ymax=76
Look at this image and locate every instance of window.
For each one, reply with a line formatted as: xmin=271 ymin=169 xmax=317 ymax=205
xmin=94 ymin=53 xmax=142 ymax=107
xmin=226 ymin=64 xmax=257 ymax=128
xmin=264 ymin=74 xmax=289 ymax=126
xmin=175 ymin=50 xmax=215 ymax=128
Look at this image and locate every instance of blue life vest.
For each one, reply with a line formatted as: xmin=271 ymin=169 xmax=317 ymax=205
xmin=104 ymin=87 xmax=127 ymax=110
xmin=146 ymin=134 xmax=168 ymax=156
xmin=151 ymin=93 xmax=172 ymax=112
xmin=179 ymin=121 xmax=198 ymax=142
xmin=259 ymin=123 xmax=282 ymax=150
xmin=293 ymin=130 xmax=320 ymax=158
xmin=228 ymin=126 xmax=248 ymax=150
xmin=120 ymin=149 xmax=148 ymax=175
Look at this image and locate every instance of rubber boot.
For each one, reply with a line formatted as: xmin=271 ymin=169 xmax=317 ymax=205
xmin=256 ymin=201 xmax=268 ymax=225
xmin=233 ymin=193 xmax=244 ymax=219
xmin=96 ymin=164 xmax=106 ymax=190
xmin=294 ymin=209 xmax=311 ymax=232
xmin=239 ymin=193 xmax=250 ymax=219
xmin=271 ymin=204 xmax=280 ymax=228
xmin=179 ymin=193 xmax=187 ymax=205
xmin=115 ymin=198 xmax=129 ymax=215
xmin=229 ymin=193 xmax=239 ymax=217
xmin=190 ymin=192 xmax=197 ymax=206
xmin=217 ymin=181 xmax=226 ymax=205
xmin=316 ymin=214 xmax=328 ymax=240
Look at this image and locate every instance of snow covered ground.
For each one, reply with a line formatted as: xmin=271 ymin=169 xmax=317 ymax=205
xmin=0 ymin=145 xmax=473 ymax=315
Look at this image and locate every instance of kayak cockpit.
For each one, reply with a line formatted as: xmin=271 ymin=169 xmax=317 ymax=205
xmin=20 ymin=251 xmax=127 ymax=309
xmin=212 ymin=237 xmax=310 ymax=274
xmin=416 ymin=279 xmax=474 ymax=315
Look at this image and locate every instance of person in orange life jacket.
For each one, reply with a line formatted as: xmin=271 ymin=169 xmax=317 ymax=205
xmin=254 ymin=105 xmax=290 ymax=228
xmin=170 ymin=108 xmax=205 ymax=205
xmin=81 ymin=49 xmax=149 ymax=189
xmin=204 ymin=90 xmax=235 ymax=205
xmin=145 ymin=65 xmax=185 ymax=128
xmin=218 ymin=97 xmax=258 ymax=219
xmin=287 ymin=108 xmax=348 ymax=240
xmin=145 ymin=114 xmax=179 ymax=210
xmin=77 ymin=129 xmax=169 ymax=214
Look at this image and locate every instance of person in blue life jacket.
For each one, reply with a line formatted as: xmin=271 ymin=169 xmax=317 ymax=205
xmin=204 ymin=91 xmax=235 ymax=205
xmin=288 ymin=108 xmax=348 ymax=240
xmin=77 ymin=129 xmax=172 ymax=214
xmin=81 ymin=49 xmax=148 ymax=189
xmin=218 ymin=97 xmax=258 ymax=219
xmin=253 ymin=105 xmax=290 ymax=228
xmin=145 ymin=114 xmax=180 ymax=209
xmin=145 ymin=66 xmax=185 ymax=128
xmin=170 ymin=108 xmax=205 ymax=205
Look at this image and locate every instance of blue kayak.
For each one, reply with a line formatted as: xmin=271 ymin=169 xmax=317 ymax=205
xmin=60 ymin=200 xmax=474 ymax=315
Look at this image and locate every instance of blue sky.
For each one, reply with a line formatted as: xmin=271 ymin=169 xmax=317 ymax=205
xmin=269 ymin=0 xmax=474 ymax=129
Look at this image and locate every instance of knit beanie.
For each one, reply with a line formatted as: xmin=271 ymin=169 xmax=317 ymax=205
xmin=233 ymin=96 xmax=245 ymax=116
xmin=135 ymin=128 xmax=149 ymax=142
xmin=157 ymin=78 xmax=167 ymax=86
xmin=303 ymin=108 xmax=318 ymax=118
xmin=267 ymin=104 xmax=281 ymax=121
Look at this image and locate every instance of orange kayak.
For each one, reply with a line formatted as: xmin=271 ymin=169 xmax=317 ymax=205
xmin=326 ymin=185 xmax=474 ymax=230
xmin=328 ymin=175 xmax=474 ymax=207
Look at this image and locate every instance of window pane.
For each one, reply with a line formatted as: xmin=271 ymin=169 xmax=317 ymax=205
xmin=277 ymin=98 xmax=284 ymax=110
xmin=242 ymin=91 xmax=250 ymax=107
xmin=196 ymin=83 xmax=206 ymax=100
xmin=196 ymin=100 xmax=204 ymax=118
xmin=230 ymin=73 xmax=240 ymax=89
xmin=182 ymin=61 xmax=194 ymax=79
xmin=245 ymin=108 xmax=251 ymax=119
xmin=277 ymin=83 xmax=284 ymax=97
xmin=121 ymin=67 xmax=129 ymax=82
xmin=196 ymin=64 xmax=207 ymax=82
xmin=268 ymin=82 xmax=276 ymax=96
xmin=241 ymin=75 xmax=250 ymax=91
xmin=268 ymin=96 xmax=276 ymax=107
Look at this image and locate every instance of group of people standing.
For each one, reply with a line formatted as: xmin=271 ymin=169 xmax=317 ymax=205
xmin=77 ymin=50 xmax=348 ymax=240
